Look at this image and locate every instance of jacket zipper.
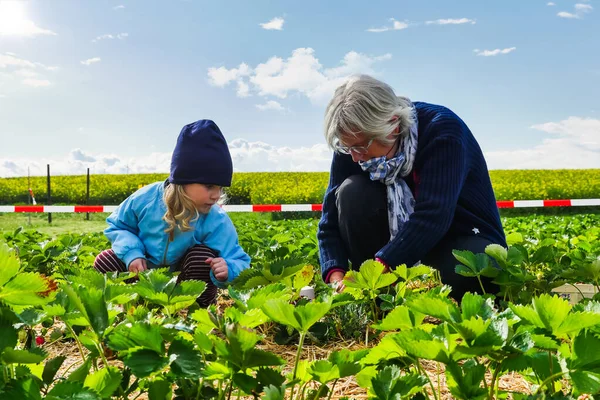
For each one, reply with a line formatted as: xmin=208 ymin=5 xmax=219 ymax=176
xmin=162 ymin=231 xmax=174 ymax=266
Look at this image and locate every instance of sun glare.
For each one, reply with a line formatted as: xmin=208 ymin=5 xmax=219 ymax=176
xmin=0 ymin=1 xmax=33 ymax=36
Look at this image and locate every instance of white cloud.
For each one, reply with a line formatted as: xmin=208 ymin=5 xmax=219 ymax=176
xmin=260 ymin=17 xmax=285 ymax=30
xmin=0 ymin=53 xmax=35 ymax=69
xmin=81 ymin=57 xmax=101 ymax=66
xmin=547 ymin=2 xmax=556 ymax=5
xmin=2 ymin=118 xmax=599 ymax=178
xmin=485 ymin=117 xmax=600 ymax=169
xmin=256 ymin=100 xmax=285 ymax=112
xmin=0 ymin=1 xmax=57 ymax=37
xmin=558 ymin=3 xmax=593 ymax=18
xmin=367 ymin=18 xmax=409 ymax=32
xmin=474 ymin=47 xmax=516 ymax=56
xmin=0 ymin=53 xmax=57 ymax=87
xmin=14 ymin=69 xmax=37 ymax=78
xmin=208 ymin=48 xmax=392 ymax=104
xmin=113 ymin=5 xmax=125 ymax=10
xmin=425 ymin=18 xmax=476 ymax=25
xmin=0 ymin=141 xmax=335 ymax=177
xmin=207 ymin=63 xmax=251 ymax=86
xmin=22 ymin=78 xmax=51 ymax=87
xmin=92 ymin=33 xmax=128 ymax=42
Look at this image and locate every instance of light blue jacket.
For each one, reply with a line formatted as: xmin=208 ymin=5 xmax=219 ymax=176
xmin=104 ymin=181 xmax=250 ymax=287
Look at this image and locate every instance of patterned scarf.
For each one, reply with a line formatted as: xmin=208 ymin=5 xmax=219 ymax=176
xmin=359 ymin=109 xmax=419 ymax=240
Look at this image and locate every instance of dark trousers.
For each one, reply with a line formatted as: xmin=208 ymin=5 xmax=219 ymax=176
xmin=336 ymin=174 xmax=499 ymax=301
xmin=94 ymin=244 xmax=218 ymax=307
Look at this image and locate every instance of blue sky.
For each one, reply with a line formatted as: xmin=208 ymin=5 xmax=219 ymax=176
xmin=0 ymin=0 xmax=598 ymax=177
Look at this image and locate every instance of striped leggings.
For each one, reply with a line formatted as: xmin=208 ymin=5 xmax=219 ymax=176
xmin=93 ymin=245 xmax=218 ymax=307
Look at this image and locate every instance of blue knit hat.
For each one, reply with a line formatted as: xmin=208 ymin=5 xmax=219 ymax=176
xmin=168 ymin=120 xmax=233 ymax=187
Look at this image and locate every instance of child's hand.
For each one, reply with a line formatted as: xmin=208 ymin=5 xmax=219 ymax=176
xmin=129 ymin=258 xmax=148 ymax=273
xmin=205 ymin=257 xmax=228 ymax=281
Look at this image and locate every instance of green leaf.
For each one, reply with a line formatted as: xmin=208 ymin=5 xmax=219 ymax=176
xmin=370 ymin=365 xmax=426 ymax=400
xmin=262 ymin=298 xmax=331 ymax=333
xmin=0 ymin=272 xmax=51 ymax=309
xmin=263 ymin=385 xmax=285 ymax=400
xmin=77 ymin=287 xmax=109 ymax=338
xmin=46 ymin=381 xmax=101 ymax=400
xmin=148 ymin=378 xmax=172 ymax=400
xmin=530 ymin=334 xmax=560 ymax=350
xmin=392 ymin=329 xmax=451 ymax=363
xmin=2 ymin=348 xmax=46 ymax=364
xmin=371 ymin=365 xmax=402 ymax=400
xmin=445 ymin=360 xmax=487 ymax=400
xmin=355 ymin=366 xmax=378 ymax=389
xmin=533 ymin=294 xmax=572 ymax=332
xmin=455 ymin=265 xmax=477 ymax=277
xmin=193 ymin=330 xmax=213 ymax=354
xmin=67 ymin=358 xmax=92 ymax=383
xmin=202 ymin=361 xmax=231 ymax=379
xmin=293 ymin=300 xmax=332 ymax=333
xmin=225 ymin=307 xmax=269 ymax=329
xmin=309 ymin=360 xmax=339 ymax=384
xmin=305 ymin=384 xmax=329 ymax=400
xmin=344 ymin=260 xmax=397 ymax=294
xmin=485 ymin=244 xmax=508 ymax=267
xmin=167 ymin=339 xmax=203 ymax=378
xmin=529 ymin=352 xmax=562 ymax=383
xmin=123 ymin=349 xmax=169 ymax=378
xmin=255 ymin=367 xmax=286 ymax=392
xmin=0 ymin=244 xmax=20 ymax=287
xmin=555 ymin=312 xmax=600 ymax=336
xmin=507 ymin=330 xmax=535 ymax=353
xmin=361 ymin=334 xmax=407 ymax=365
xmin=105 ymin=285 xmax=138 ymax=305
xmin=293 ymin=265 xmax=315 ymax=291
xmin=509 ymin=304 xmax=545 ymax=329
xmin=570 ymin=330 xmax=600 ymax=370
xmin=531 ymin=246 xmax=554 ymax=264
xmin=570 ymin=371 xmax=600 ymax=397
xmin=190 ymin=308 xmax=218 ymax=334
xmin=246 ymin=284 xmax=293 ymax=310
xmin=83 ymin=366 xmax=122 ymax=398
xmin=232 ymin=373 xmax=259 ymax=394
xmin=244 ymin=349 xmax=285 ymax=370
xmin=506 ymin=232 xmax=524 ymax=246
xmin=461 ymin=292 xmax=494 ymax=320
xmin=507 ymin=245 xmax=526 ymax=264
xmin=0 ymin=306 xmax=18 ymax=351
xmin=405 ymin=293 xmax=462 ymax=323
xmin=453 ymin=250 xmax=478 ymax=270
xmin=107 ymin=322 xmax=164 ymax=354
xmin=372 ymin=305 xmax=424 ymax=331
xmin=329 ymin=349 xmax=368 ymax=378
xmin=42 ymin=356 xmax=67 ymax=385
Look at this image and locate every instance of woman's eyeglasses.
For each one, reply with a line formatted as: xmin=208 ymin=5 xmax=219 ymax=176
xmin=334 ymin=138 xmax=375 ymax=155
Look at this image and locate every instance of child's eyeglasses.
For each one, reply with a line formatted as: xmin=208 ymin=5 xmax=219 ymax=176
xmin=334 ymin=138 xmax=375 ymax=155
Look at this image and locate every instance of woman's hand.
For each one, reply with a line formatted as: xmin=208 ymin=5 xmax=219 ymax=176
xmin=329 ymin=270 xmax=346 ymax=293
xmin=129 ymin=258 xmax=147 ymax=273
xmin=206 ymin=257 xmax=228 ymax=281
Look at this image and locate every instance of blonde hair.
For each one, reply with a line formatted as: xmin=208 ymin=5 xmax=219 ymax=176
xmin=324 ymin=74 xmax=414 ymax=149
xmin=162 ymin=184 xmax=199 ymax=238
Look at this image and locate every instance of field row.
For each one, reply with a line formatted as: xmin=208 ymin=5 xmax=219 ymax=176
xmin=1 ymin=169 xmax=599 ymax=205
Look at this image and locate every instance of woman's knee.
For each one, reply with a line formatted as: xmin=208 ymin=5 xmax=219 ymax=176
xmin=336 ymin=174 xmax=386 ymax=217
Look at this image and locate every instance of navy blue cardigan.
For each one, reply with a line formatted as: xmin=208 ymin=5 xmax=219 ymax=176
xmin=317 ymin=102 xmax=506 ymax=280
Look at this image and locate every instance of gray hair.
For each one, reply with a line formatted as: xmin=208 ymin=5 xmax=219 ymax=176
xmin=324 ymin=74 xmax=414 ymax=149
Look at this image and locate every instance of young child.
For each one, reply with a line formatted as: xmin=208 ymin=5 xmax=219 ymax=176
xmin=93 ymin=119 xmax=251 ymax=307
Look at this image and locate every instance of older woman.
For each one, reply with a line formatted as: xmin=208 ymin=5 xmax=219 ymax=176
xmin=317 ymin=74 xmax=506 ymax=300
